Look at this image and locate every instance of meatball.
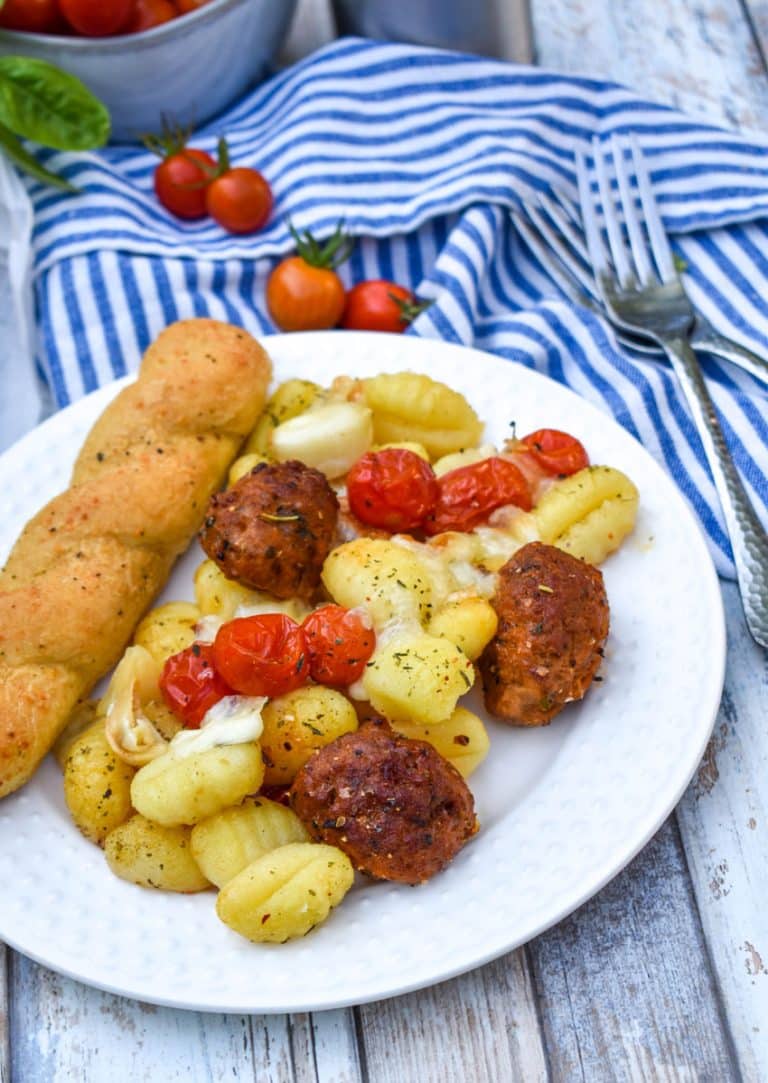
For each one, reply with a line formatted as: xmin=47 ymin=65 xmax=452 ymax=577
xmin=199 ymin=459 xmax=339 ymax=600
xmin=478 ymin=541 xmax=609 ymax=726
xmin=290 ymin=718 xmax=478 ymax=884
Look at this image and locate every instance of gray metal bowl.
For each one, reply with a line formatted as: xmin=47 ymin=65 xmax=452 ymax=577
xmin=0 ymin=0 xmax=298 ymax=143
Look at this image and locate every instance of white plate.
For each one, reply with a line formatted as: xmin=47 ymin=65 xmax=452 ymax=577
xmin=0 ymin=331 xmax=725 ymax=1013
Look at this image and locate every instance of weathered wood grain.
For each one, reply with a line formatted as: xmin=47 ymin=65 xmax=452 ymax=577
xmin=291 ymin=1011 xmax=362 ymax=1083
xmin=356 ymin=949 xmax=548 ymax=1082
xmin=676 ymin=582 xmax=768 ymax=1082
xmin=528 ymin=816 xmax=739 ymax=1081
xmin=531 ymin=0 xmax=768 ymax=132
xmin=0 ymin=945 xmax=9 ymax=1083
xmin=8 ymin=954 xmax=302 ymax=1083
xmin=743 ymin=0 xmax=768 ymax=62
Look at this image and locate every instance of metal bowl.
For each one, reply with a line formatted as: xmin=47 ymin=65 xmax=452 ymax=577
xmin=0 ymin=0 xmax=298 ymax=143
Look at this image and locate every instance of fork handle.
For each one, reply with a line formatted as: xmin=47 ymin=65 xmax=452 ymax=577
xmin=661 ymin=335 xmax=768 ymax=648
xmin=690 ymin=320 xmax=768 ymax=388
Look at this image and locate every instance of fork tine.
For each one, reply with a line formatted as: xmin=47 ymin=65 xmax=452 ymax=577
xmin=576 ymin=149 xmax=610 ymax=278
xmin=630 ymin=135 xmax=676 ymax=282
xmin=525 ymin=199 xmax=599 ymax=298
xmin=611 ymin=134 xmax=654 ymax=284
xmin=511 ymin=208 xmax=595 ymax=305
xmin=538 ymin=194 xmax=591 ymax=267
xmin=592 ymin=137 xmax=634 ymax=286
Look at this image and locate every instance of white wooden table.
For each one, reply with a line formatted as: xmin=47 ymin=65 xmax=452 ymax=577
xmin=3 ymin=1 xmax=768 ymax=1080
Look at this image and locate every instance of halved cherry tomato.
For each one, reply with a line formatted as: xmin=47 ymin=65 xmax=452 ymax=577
xmin=127 ymin=0 xmax=176 ymax=31
xmin=205 ymin=166 xmax=272 ymax=234
xmin=423 ymin=456 xmax=532 ymax=535
xmin=159 ymin=642 xmax=234 ymax=728
xmin=518 ymin=428 xmax=589 ymax=477
xmin=0 ymin=0 xmax=61 ymax=32
xmin=58 ymin=0 xmax=133 ymax=35
xmin=341 ymin=280 xmax=431 ymax=333
xmin=346 ymin=447 xmax=439 ymax=532
xmin=302 ymin=605 xmax=376 ymax=687
xmin=213 ymin=614 xmax=309 ymax=699
xmin=266 ymin=222 xmax=352 ymax=332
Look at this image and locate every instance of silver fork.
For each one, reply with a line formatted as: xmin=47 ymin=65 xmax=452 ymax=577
xmin=576 ymin=135 xmax=768 ymax=649
xmin=511 ymin=191 xmax=768 ymax=386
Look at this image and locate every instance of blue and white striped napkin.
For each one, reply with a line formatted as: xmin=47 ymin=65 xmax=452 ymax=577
xmin=22 ymin=36 xmax=768 ymax=579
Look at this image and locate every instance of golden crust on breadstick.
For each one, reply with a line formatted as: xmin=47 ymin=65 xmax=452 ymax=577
xmin=0 ymin=318 xmax=272 ymax=798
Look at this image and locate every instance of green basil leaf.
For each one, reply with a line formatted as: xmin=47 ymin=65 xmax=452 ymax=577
xmin=0 ymin=56 xmax=110 ymax=150
xmin=0 ymin=121 xmax=78 ymax=190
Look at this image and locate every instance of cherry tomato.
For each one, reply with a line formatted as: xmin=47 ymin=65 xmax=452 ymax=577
xmin=423 ymin=456 xmax=532 ymax=535
xmin=205 ymin=166 xmax=272 ymax=234
xmin=159 ymin=643 xmax=233 ymax=728
xmin=341 ymin=279 xmax=431 ymax=333
xmin=346 ymin=447 xmax=439 ymax=532
xmin=266 ymin=222 xmax=353 ymax=332
xmin=58 ymin=0 xmax=133 ymax=35
xmin=518 ymin=428 xmax=589 ymax=477
xmin=213 ymin=614 xmax=309 ymax=699
xmin=0 ymin=0 xmax=61 ymax=32
xmin=127 ymin=0 xmax=176 ymax=31
xmin=153 ymin=146 xmax=216 ymax=219
xmin=174 ymin=0 xmax=210 ymax=11
xmin=302 ymin=605 xmax=376 ymax=687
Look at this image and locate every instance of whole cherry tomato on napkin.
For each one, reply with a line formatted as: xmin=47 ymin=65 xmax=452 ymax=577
xmin=267 ymin=222 xmax=352 ymax=331
xmin=205 ymin=137 xmax=272 ymax=235
xmin=341 ymin=279 xmax=431 ymax=332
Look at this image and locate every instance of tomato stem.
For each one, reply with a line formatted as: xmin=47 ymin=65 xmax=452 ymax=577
xmin=288 ymin=219 xmax=354 ymax=269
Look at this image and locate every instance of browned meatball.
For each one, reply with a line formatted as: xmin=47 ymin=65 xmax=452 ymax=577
xmin=199 ymin=459 xmax=339 ymax=600
xmin=290 ymin=718 xmax=478 ymax=885
xmin=478 ymin=541 xmax=609 ymax=726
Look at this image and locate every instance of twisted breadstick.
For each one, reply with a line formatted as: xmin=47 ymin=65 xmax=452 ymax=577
xmin=0 ymin=319 xmax=272 ymax=798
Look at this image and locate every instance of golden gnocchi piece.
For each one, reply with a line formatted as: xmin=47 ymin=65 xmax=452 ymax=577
xmin=260 ymin=686 xmax=359 ymax=787
xmin=194 ymin=559 xmax=309 ymax=623
xmin=427 ymin=595 xmax=498 ymax=660
xmin=133 ymin=601 xmax=201 ymax=664
xmin=393 ymin=706 xmax=490 ymax=778
xmin=63 ymin=717 xmax=136 ymax=845
xmin=362 ymin=631 xmax=475 ymax=726
xmin=105 ymin=814 xmax=211 ymax=893
xmin=432 ymin=444 xmax=498 ymax=477
xmin=130 ymin=742 xmax=265 ymax=827
xmin=534 ymin=465 xmax=639 ymax=565
xmin=322 ymin=537 xmax=435 ymax=627
xmin=53 ymin=698 xmax=100 ymax=768
xmin=373 ymin=440 xmax=431 ymax=461
xmin=228 ymin=452 xmax=269 ymax=485
xmin=363 ymin=371 xmax=483 ymax=458
xmin=190 ymin=796 xmax=310 ymax=888
xmin=215 ymin=842 xmax=354 ymax=943
xmin=243 ymin=378 xmax=322 ymax=456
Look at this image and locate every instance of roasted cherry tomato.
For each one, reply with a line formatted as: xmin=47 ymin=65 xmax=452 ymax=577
xmin=423 ymin=456 xmax=532 ymax=535
xmin=213 ymin=614 xmax=309 ymax=699
xmin=127 ymin=0 xmax=176 ymax=31
xmin=58 ymin=0 xmax=133 ymax=35
xmin=159 ymin=642 xmax=233 ymax=728
xmin=0 ymin=0 xmax=61 ymax=32
xmin=517 ymin=428 xmax=589 ymax=477
xmin=205 ymin=166 xmax=272 ymax=234
xmin=346 ymin=447 xmax=439 ymax=532
xmin=266 ymin=222 xmax=352 ymax=332
xmin=341 ymin=279 xmax=431 ymax=333
xmin=302 ymin=605 xmax=376 ymax=687
xmin=174 ymin=0 xmax=211 ymax=11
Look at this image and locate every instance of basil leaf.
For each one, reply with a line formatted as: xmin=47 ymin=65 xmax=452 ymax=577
xmin=0 ymin=121 xmax=78 ymax=191
xmin=0 ymin=56 xmax=110 ymax=150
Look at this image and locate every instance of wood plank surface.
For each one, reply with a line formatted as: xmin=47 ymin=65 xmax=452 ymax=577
xmin=356 ymin=949 xmax=548 ymax=1082
xmin=676 ymin=582 xmax=768 ymax=1082
xmin=531 ymin=0 xmax=768 ymax=132
xmin=528 ymin=817 xmax=739 ymax=1081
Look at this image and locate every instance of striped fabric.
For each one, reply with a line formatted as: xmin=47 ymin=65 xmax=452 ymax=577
xmin=27 ymin=36 xmax=768 ymax=579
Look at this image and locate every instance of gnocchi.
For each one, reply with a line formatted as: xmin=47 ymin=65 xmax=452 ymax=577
xmin=216 ymin=842 xmax=354 ymax=943
xmin=105 ymin=814 xmax=211 ymax=893
xmin=363 ymin=371 xmax=483 ymax=457
xmin=260 ymin=686 xmax=359 ymax=786
xmin=534 ymin=465 xmax=639 ymax=565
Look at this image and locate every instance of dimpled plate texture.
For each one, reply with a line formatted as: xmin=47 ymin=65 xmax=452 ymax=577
xmin=0 ymin=331 xmax=725 ymax=1013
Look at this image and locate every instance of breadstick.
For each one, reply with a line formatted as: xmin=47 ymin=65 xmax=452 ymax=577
xmin=0 ymin=319 xmax=272 ymax=798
